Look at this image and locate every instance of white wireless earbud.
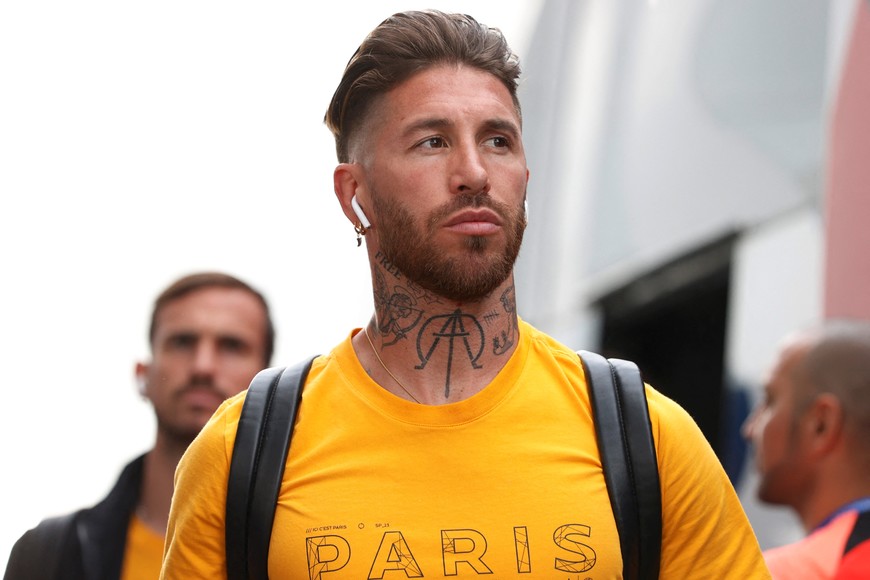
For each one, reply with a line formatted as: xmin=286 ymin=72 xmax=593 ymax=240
xmin=524 ymin=198 xmax=529 ymax=219
xmin=351 ymin=195 xmax=371 ymax=229
xmin=136 ymin=376 xmax=147 ymax=397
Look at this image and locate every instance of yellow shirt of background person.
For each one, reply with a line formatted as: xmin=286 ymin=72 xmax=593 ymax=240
xmin=120 ymin=515 xmax=163 ymax=580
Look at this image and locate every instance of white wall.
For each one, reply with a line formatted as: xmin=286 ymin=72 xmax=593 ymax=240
xmin=727 ymin=208 xmax=824 ymax=549
xmin=517 ymin=0 xmax=828 ymax=333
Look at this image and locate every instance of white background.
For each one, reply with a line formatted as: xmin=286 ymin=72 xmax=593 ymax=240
xmin=0 ymin=1 xmax=539 ymax=568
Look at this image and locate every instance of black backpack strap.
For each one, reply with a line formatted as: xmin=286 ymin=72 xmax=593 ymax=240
xmin=226 ymin=355 xmax=317 ymax=580
xmin=578 ymin=350 xmax=662 ymax=580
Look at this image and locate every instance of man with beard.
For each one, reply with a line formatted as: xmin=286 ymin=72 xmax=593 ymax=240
xmin=743 ymin=320 xmax=870 ymax=578
xmin=5 ymin=272 xmax=273 ymax=580
xmin=161 ymin=10 xmax=768 ymax=579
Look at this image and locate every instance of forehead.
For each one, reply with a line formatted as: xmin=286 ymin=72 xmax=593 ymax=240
xmin=370 ymin=65 xmax=521 ymax=136
xmin=153 ymin=287 xmax=266 ymax=340
xmin=766 ymin=336 xmax=812 ymax=391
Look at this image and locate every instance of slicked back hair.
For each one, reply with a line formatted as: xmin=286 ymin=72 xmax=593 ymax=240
xmin=324 ymin=9 xmax=522 ymax=163
xmin=149 ymin=271 xmax=275 ymax=366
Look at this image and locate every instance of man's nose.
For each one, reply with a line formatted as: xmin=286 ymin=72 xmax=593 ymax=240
xmin=449 ymin=143 xmax=490 ymax=196
xmin=192 ymin=342 xmax=218 ymax=376
xmin=741 ymin=408 xmax=758 ymax=441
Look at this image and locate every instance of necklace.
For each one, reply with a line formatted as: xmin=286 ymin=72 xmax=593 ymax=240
xmin=362 ymin=327 xmax=421 ymax=403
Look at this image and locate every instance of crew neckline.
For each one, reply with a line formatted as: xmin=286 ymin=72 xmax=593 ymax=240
xmin=331 ymin=323 xmax=529 ymax=428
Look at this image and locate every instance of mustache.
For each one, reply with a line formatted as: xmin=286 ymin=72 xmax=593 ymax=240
xmin=174 ymin=378 xmax=221 ymax=398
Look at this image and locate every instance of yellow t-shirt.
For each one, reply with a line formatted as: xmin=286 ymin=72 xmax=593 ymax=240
xmin=121 ymin=514 xmax=164 ymax=580
xmin=162 ymin=321 xmax=770 ymax=578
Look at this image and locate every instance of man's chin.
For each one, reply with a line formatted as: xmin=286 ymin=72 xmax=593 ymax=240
xmin=177 ymin=415 xmax=216 ymax=440
xmin=182 ymin=403 xmax=224 ymax=426
xmin=439 ymin=261 xmax=513 ymax=301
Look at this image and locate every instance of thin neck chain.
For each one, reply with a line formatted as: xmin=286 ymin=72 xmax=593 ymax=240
xmin=362 ymin=327 xmax=421 ymax=403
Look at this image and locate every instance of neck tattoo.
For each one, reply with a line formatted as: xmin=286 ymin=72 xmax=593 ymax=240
xmin=362 ymin=326 xmax=421 ymax=403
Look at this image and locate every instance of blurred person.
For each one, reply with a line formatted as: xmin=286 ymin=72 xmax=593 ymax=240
xmin=4 ymin=272 xmax=274 ymax=580
xmin=161 ymin=10 xmax=769 ymax=578
xmin=743 ymin=319 xmax=870 ymax=578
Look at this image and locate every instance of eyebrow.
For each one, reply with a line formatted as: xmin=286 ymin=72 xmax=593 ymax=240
xmin=402 ymin=117 xmax=521 ymax=140
xmin=162 ymin=330 xmax=249 ymax=344
xmin=484 ymin=118 xmax=522 ymax=139
xmin=164 ymin=330 xmax=198 ymax=341
xmin=402 ymin=117 xmax=451 ymax=138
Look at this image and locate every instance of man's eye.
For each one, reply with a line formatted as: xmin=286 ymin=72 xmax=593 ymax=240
xmin=487 ymin=136 xmax=510 ymax=148
xmin=219 ymin=338 xmax=246 ymax=353
xmin=168 ymin=335 xmax=196 ymax=349
xmin=419 ymin=136 xmax=446 ymax=149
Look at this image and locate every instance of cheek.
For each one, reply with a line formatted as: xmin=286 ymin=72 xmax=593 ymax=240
xmin=495 ymin=158 xmax=528 ymax=186
xmin=377 ymin=160 xmax=426 ymax=191
xmin=515 ymin=166 xmax=529 ymax=188
xmin=222 ymin=361 xmax=264 ymax=395
xmin=757 ymin=412 xmax=790 ymax=459
xmin=496 ymin=180 xmax=526 ymax=205
xmin=148 ymin=361 xmax=179 ymax=386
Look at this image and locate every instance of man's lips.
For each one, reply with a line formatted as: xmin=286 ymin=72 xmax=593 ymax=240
xmin=443 ymin=209 xmax=502 ymax=235
xmin=179 ymin=386 xmax=225 ymax=409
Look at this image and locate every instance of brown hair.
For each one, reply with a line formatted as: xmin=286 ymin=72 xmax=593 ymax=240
xmin=149 ymin=272 xmax=275 ymax=366
xmin=324 ymin=9 xmax=522 ymax=163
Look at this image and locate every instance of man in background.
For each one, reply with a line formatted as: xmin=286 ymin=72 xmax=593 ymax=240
xmin=743 ymin=319 xmax=870 ymax=578
xmin=4 ymin=271 xmax=274 ymax=580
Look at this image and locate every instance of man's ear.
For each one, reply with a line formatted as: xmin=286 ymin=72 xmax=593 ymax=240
xmin=134 ymin=362 xmax=149 ymax=398
xmin=805 ymin=393 xmax=844 ymax=455
xmin=334 ymin=163 xmax=367 ymax=226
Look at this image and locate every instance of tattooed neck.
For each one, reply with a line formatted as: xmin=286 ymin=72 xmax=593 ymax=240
xmin=368 ymin=252 xmax=519 ymax=400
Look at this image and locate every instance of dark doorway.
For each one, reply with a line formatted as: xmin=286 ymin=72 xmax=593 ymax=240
xmin=598 ymin=236 xmax=734 ymax=460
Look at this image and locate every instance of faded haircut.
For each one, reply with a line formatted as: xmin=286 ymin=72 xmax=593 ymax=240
xmin=324 ymin=9 xmax=522 ymax=163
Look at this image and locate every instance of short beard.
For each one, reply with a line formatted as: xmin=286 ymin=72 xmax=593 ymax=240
xmin=155 ymin=381 xmax=223 ymax=445
xmin=373 ymin=192 xmax=526 ymax=302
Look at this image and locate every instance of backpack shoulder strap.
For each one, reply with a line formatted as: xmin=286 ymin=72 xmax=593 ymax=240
xmin=225 ymin=355 xmax=318 ymax=580
xmin=578 ymin=350 xmax=662 ymax=580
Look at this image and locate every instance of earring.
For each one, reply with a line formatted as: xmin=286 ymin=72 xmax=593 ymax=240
xmin=354 ymin=223 xmax=367 ymax=247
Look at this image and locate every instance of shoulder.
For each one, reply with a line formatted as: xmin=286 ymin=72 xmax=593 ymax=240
xmin=765 ymin=509 xmax=870 ymax=578
xmin=642 ymin=381 xmax=718 ymax=476
xmin=16 ymin=511 xmax=79 ymax=544
xmin=839 ymin=523 xmax=870 ymax=577
xmin=763 ymin=530 xmax=834 ymax=578
xmin=5 ymin=511 xmax=79 ymax=578
xmin=185 ymin=392 xmax=247 ymax=469
xmin=86 ymin=454 xmax=146 ymax=514
xmin=644 ymin=383 xmax=699 ymax=432
xmin=519 ymin=320 xmax=585 ymax=371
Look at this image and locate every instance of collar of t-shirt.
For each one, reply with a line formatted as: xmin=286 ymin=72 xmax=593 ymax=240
xmin=815 ymin=497 xmax=870 ymax=532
